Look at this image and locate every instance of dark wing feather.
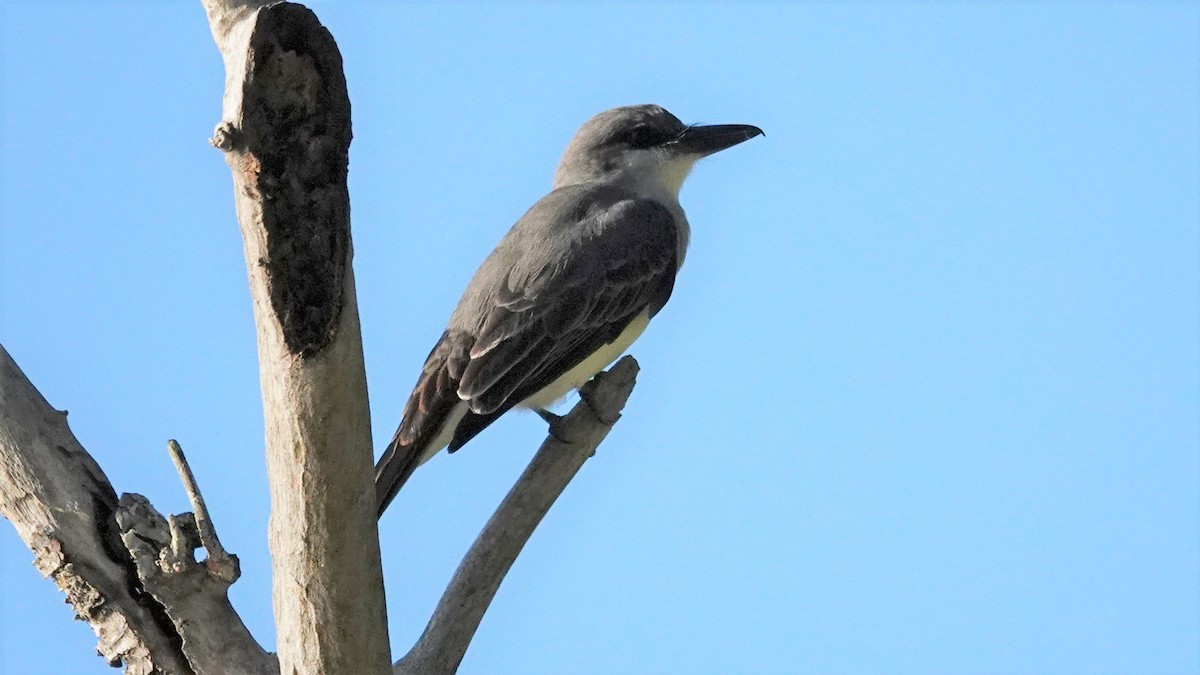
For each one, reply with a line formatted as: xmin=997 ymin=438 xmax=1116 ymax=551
xmin=374 ymin=330 xmax=471 ymax=516
xmin=448 ymin=197 xmax=678 ymax=450
xmin=375 ymin=189 xmax=678 ymax=517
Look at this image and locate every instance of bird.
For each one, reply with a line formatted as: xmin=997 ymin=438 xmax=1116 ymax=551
xmin=375 ymin=104 xmax=762 ymax=517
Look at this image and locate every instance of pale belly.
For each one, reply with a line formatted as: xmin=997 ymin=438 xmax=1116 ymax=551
xmin=417 ymin=310 xmax=651 ymax=463
xmin=519 ymin=310 xmax=650 ymax=410
xmin=416 ymin=401 xmax=468 ymax=466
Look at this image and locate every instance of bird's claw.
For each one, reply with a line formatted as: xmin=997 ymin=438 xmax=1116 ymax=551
xmin=535 ymin=408 xmax=571 ymax=443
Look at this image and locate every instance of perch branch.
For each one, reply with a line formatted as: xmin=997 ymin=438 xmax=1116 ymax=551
xmin=396 ymin=356 xmax=641 ymax=675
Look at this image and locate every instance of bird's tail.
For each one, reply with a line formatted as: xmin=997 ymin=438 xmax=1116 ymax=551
xmin=374 ymin=437 xmax=422 ymax=518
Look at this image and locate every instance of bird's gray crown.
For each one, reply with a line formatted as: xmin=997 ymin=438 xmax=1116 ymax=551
xmin=552 ymin=105 xmax=763 ymax=192
xmin=569 ymin=105 xmax=687 ymax=154
xmin=553 ymin=105 xmax=687 ymax=188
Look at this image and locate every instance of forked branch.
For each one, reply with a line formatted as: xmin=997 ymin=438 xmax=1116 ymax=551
xmin=0 ymin=2 xmax=645 ymax=672
xmin=116 ymin=440 xmax=276 ymax=674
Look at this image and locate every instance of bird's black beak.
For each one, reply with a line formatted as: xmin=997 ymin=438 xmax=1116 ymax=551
xmin=671 ymin=123 xmax=764 ymax=156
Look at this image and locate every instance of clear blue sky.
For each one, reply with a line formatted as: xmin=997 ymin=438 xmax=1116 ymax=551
xmin=3 ymin=2 xmax=1197 ymax=674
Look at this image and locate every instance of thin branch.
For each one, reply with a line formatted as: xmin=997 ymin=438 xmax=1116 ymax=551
xmin=109 ymin=438 xmax=276 ymax=673
xmin=396 ymin=356 xmax=641 ymax=675
xmin=167 ymin=439 xmax=237 ymax=582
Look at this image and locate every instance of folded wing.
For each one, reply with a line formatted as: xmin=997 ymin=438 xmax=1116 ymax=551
xmin=375 ymin=186 xmax=679 ymax=516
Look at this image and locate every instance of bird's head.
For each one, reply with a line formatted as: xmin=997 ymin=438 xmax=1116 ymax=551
xmin=552 ymin=104 xmax=763 ymax=196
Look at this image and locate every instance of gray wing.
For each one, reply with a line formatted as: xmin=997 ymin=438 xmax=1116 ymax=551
xmin=375 ymin=186 xmax=679 ymax=516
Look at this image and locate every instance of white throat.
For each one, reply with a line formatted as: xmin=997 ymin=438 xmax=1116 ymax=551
xmin=621 ymin=149 xmax=699 ymax=201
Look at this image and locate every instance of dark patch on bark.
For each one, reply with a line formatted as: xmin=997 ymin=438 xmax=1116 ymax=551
xmin=242 ymin=3 xmax=353 ymax=358
xmin=93 ymin=491 xmax=191 ymax=674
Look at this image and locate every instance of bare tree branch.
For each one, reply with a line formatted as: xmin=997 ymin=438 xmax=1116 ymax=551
xmin=0 ymin=344 xmax=191 ymax=674
xmin=200 ymin=1 xmax=391 ymax=672
xmin=166 ymin=440 xmax=237 ymax=583
xmin=396 ymin=356 xmax=641 ymax=675
xmin=6 ymin=3 xmax=647 ymax=672
xmin=115 ymin=441 xmax=278 ymax=675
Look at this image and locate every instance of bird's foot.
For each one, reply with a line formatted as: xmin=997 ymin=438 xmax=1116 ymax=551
xmin=535 ymin=408 xmax=571 ymax=443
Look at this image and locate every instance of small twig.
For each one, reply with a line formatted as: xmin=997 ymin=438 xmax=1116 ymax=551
xmin=116 ymin=493 xmax=277 ymax=675
xmin=396 ymin=356 xmax=640 ymax=675
xmin=167 ymin=439 xmax=238 ymax=583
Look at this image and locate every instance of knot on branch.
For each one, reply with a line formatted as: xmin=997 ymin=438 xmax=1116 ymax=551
xmin=116 ymin=494 xmax=240 ymax=589
xmin=578 ymin=355 xmax=639 ymax=427
xmin=209 ymin=121 xmax=242 ymax=151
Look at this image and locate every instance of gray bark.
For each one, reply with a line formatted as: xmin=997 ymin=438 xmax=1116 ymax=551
xmin=0 ymin=345 xmax=191 ymax=675
xmin=115 ymin=440 xmax=277 ymax=675
xmin=200 ymin=1 xmax=391 ymax=673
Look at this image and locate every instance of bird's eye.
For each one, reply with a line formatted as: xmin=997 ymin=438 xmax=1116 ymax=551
xmin=625 ymin=125 xmax=660 ymax=149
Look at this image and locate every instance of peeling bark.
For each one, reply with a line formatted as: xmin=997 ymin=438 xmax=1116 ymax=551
xmin=0 ymin=345 xmax=190 ymax=674
xmin=117 ymin=493 xmax=277 ymax=675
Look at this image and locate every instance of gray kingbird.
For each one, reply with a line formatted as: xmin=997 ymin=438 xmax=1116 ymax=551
xmin=375 ymin=104 xmax=762 ymax=516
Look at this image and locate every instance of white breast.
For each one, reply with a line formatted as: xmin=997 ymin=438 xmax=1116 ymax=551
xmin=519 ymin=309 xmax=651 ymax=410
xmin=416 ymin=309 xmax=652 ymax=462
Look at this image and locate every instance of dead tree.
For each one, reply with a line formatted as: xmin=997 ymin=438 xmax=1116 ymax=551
xmin=0 ymin=2 xmax=640 ymax=673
